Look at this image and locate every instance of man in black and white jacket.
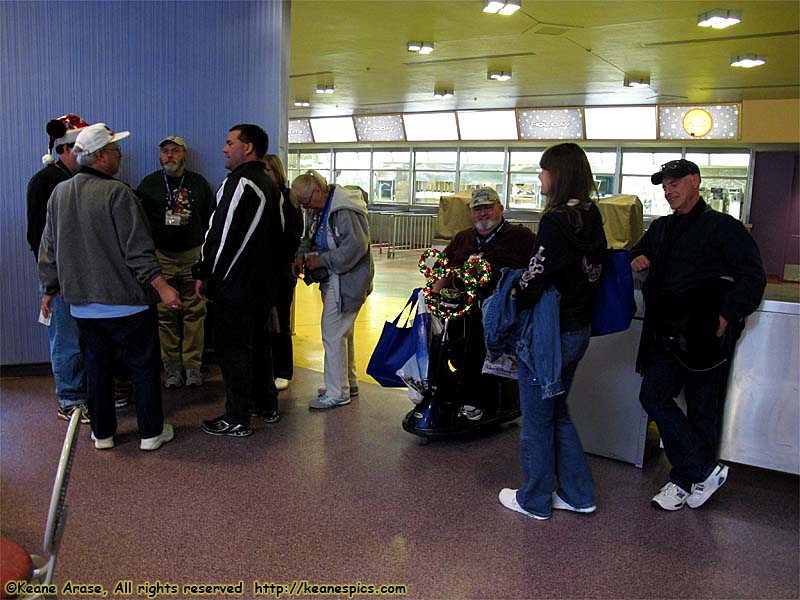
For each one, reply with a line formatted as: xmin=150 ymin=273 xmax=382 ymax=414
xmin=194 ymin=124 xmax=281 ymax=438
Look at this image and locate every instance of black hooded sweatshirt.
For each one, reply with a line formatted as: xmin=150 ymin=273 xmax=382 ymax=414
xmin=515 ymin=201 xmax=607 ymax=332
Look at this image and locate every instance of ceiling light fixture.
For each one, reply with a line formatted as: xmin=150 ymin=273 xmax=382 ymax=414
xmin=487 ymin=70 xmax=512 ymax=81
xmin=624 ymin=74 xmax=651 ymax=88
xmin=483 ymin=0 xmax=520 ymax=15
xmin=293 ymin=99 xmax=310 ymax=107
xmin=697 ymin=8 xmax=741 ymax=29
xmin=407 ymin=41 xmax=434 ymax=54
xmin=315 ymin=84 xmax=335 ymax=94
xmin=730 ymin=54 xmax=766 ymax=68
xmin=434 ymin=88 xmax=454 ymax=99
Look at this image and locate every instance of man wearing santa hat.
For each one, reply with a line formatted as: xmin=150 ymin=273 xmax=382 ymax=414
xmin=26 ymin=113 xmax=90 ymax=424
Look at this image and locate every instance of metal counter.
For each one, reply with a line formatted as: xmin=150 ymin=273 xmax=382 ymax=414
xmin=569 ymin=299 xmax=800 ymax=474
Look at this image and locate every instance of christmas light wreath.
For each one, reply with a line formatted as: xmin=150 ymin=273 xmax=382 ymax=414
xmin=418 ymin=249 xmax=492 ymax=319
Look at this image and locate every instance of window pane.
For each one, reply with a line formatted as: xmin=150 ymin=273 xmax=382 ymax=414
xmin=334 ymin=170 xmax=370 ymax=199
xmin=309 ymin=117 xmax=357 ymax=143
xmin=621 ymin=175 xmax=670 ymax=216
xmin=403 ymin=112 xmax=459 ymax=141
xmin=585 ymin=151 xmax=617 ymax=174
xmin=414 ymin=172 xmax=456 ymax=204
xmin=585 ymin=106 xmax=657 ymax=140
xmin=460 ymin=172 xmax=504 ymax=198
xmin=373 ymin=171 xmax=409 ymax=203
xmin=298 ymin=152 xmax=331 ymax=172
xmin=373 ymin=151 xmax=410 ymax=170
xmin=335 ymin=151 xmax=371 ymax=169
xmin=457 ymin=110 xmax=518 ymax=140
xmin=460 ymin=150 xmax=505 ymax=171
xmin=287 ymin=151 xmax=300 ymax=170
xmin=509 ymin=173 xmax=543 ymax=209
xmin=414 ymin=150 xmax=457 ymax=170
xmin=509 ymin=150 xmax=543 ymax=172
xmin=621 ymin=151 xmax=681 ymax=176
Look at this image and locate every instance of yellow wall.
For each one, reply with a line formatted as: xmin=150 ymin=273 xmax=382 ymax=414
xmin=742 ymin=99 xmax=800 ymax=143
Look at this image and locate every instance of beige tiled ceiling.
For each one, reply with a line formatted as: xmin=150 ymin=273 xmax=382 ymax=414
xmin=289 ymin=0 xmax=799 ymax=117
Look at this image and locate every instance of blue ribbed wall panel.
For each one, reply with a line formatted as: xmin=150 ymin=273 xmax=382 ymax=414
xmin=1 ymin=1 xmax=290 ymax=365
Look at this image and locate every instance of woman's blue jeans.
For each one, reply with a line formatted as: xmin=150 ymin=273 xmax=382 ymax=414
xmin=516 ymin=327 xmax=594 ymax=518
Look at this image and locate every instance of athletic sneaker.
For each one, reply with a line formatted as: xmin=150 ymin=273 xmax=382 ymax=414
xmin=498 ymin=488 xmax=549 ymax=520
xmin=651 ymin=482 xmax=690 ymax=511
xmin=552 ymin=492 xmax=596 ymax=514
xmin=687 ymin=464 xmax=729 ymax=509
xmin=250 ymin=408 xmax=281 ymax=424
xmin=184 ymin=367 xmax=203 ymax=387
xmin=274 ymin=378 xmax=290 ymax=391
xmin=90 ymin=432 xmax=114 ymax=450
xmin=309 ymin=394 xmax=351 ymax=409
xmin=58 ymin=404 xmax=90 ymax=424
xmin=459 ymin=405 xmax=484 ymax=421
xmin=164 ymin=370 xmax=184 ymax=389
xmin=202 ymin=416 xmax=253 ymax=437
xmin=317 ymin=386 xmax=359 ymax=398
xmin=140 ymin=423 xmax=175 ymax=451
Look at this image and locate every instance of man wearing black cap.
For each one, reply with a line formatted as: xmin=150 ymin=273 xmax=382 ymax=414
xmin=630 ymin=159 xmax=766 ymax=511
xmin=26 ymin=113 xmax=90 ymax=424
xmin=137 ymin=136 xmax=215 ymax=389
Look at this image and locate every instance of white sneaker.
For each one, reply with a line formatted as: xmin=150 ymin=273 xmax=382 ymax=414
xmin=90 ymin=432 xmax=114 ymax=450
xmin=309 ymin=394 xmax=351 ymax=410
xmin=687 ymin=464 xmax=729 ymax=509
xmin=552 ymin=492 xmax=596 ymax=514
xmin=651 ymin=481 xmax=690 ymax=511
xmin=459 ymin=405 xmax=484 ymax=421
xmin=274 ymin=377 xmax=290 ymax=391
xmin=498 ymin=488 xmax=549 ymax=520
xmin=140 ymin=423 xmax=175 ymax=451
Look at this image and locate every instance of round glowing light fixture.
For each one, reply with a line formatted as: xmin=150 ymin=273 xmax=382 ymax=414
xmin=730 ymin=54 xmax=766 ymax=68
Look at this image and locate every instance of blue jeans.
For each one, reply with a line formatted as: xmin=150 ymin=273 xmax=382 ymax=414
xmin=48 ymin=294 xmax=86 ymax=408
xmin=516 ymin=327 xmax=594 ymax=518
xmin=639 ymin=337 xmax=727 ymax=492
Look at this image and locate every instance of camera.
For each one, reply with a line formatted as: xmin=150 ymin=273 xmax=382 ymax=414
xmin=303 ymin=266 xmax=329 ymax=285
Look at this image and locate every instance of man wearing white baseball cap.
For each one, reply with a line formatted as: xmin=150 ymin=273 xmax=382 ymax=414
xmin=39 ymin=122 xmax=183 ymax=452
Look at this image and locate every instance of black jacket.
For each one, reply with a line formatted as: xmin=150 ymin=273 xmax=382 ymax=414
xmin=630 ymin=198 xmax=766 ymax=370
xmin=193 ymin=161 xmax=281 ymax=308
xmin=27 ymin=161 xmax=73 ymax=259
xmin=516 ymin=201 xmax=607 ymax=332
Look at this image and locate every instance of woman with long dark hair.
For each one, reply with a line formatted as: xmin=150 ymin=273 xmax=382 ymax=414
xmin=499 ymin=143 xmax=607 ymax=520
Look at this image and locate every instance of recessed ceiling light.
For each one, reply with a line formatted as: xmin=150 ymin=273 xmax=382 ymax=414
xmin=434 ymin=89 xmax=454 ymax=99
xmin=293 ymin=100 xmax=310 ymax=107
xmin=498 ymin=0 xmax=521 ymax=15
xmin=483 ymin=1 xmax=519 ymax=15
xmin=731 ymin=54 xmax=765 ymax=68
xmin=482 ymin=0 xmax=505 ymax=13
xmin=697 ymin=8 xmax=741 ymax=29
xmin=315 ymin=84 xmax=335 ymax=94
xmin=487 ymin=70 xmax=512 ymax=81
xmin=407 ymin=41 xmax=434 ymax=54
xmin=624 ymin=74 xmax=651 ymax=88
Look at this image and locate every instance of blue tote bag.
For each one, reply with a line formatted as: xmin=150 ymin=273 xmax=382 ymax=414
xmin=368 ymin=288 xmax=423 ymax=387
xmin=591 ymin=249 xmax=636 ymax=336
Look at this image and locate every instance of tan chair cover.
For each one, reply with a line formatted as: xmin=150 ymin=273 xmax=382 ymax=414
xmin=596 ymin=195 xmax=644 ymax=250
xmin=435 ymin=191 xmax=474 ymax=240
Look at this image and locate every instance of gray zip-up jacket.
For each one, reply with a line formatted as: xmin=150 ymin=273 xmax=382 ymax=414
xmin=38 ymin=167 xmax=162 ymax=305
xmin=297 ymin=185 xmax=374 ymax=312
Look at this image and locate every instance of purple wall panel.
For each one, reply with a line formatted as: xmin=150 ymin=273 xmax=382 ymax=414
xmin=1 ymin=1 xmax=289 ymax=365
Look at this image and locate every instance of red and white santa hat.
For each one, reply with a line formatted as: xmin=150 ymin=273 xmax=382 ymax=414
xmin=42 ymin=113 xmax=90 ymax=165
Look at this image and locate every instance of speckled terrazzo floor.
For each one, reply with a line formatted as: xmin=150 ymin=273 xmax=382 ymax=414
xmin=1 ymin=368 xmax=798 ymax=600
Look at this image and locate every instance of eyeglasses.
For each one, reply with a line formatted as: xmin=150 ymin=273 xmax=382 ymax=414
xmin=303 ymin=187 xmax=317 ymax=205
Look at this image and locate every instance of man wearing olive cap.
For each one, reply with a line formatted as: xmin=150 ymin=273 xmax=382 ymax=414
xmin=630 ymin=158 xmax=765 ymax=511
